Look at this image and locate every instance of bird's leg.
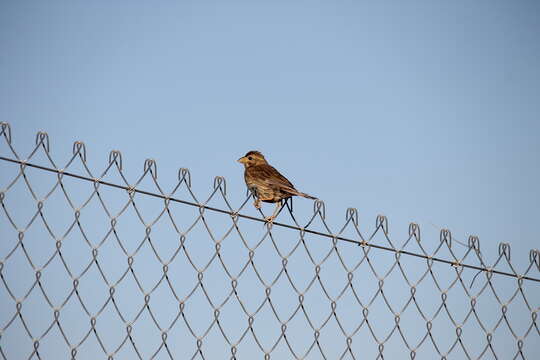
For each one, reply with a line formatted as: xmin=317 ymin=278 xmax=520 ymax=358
xmin=254 ymin=197 xmax=261 ymax=209
xmin=265 ymin=201 xmax=282 ymax=222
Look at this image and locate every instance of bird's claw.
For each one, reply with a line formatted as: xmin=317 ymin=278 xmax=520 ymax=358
xmin=264 ymin=215 xmax=276 ymax=223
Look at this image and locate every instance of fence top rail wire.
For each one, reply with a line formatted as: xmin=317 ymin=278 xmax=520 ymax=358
xmin=1 ymin=154 xmax=538 ymax=284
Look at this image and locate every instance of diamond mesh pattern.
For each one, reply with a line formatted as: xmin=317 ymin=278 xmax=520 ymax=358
xmin=0 ymin=122 xmax=539 ymax=359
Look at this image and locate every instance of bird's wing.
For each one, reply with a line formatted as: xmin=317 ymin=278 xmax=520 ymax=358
xmin=258 ymin=165 xmax=298 ymax=193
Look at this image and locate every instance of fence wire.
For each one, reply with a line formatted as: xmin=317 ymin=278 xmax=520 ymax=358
xmin=0 ymin=122 xmax=539 ymax=360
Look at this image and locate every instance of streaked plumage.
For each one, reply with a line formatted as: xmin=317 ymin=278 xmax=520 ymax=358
xmin=237 ymin=151 xmax=316 ymax=221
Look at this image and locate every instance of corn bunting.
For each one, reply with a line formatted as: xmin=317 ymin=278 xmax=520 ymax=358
xmin=237 ymin=151 xmax=316 ymax=222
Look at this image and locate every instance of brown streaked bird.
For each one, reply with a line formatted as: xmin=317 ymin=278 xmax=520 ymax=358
xmin=237 ymin=151 xmax=317 ymax=222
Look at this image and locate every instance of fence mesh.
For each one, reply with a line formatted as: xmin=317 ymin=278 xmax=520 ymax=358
xmin=0 ymin=122 xmax=539 ymax=359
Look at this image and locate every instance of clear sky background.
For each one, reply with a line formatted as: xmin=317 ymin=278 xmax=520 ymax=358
xmin=1 ymin=1 xmax=539 ymax=359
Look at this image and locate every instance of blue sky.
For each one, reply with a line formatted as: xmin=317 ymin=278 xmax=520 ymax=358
xmin=2 ymin=0 xmax=539 ymax=257
xmin=1 ymin=0 xmax=539 ymax=358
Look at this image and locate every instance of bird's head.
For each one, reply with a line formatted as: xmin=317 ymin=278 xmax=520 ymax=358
xmin=237 ymin=150 xmax=267 ymax=168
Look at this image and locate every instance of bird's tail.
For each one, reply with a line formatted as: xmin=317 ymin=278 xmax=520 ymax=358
xmin=296 ymin=191 xmax=317 ymax=200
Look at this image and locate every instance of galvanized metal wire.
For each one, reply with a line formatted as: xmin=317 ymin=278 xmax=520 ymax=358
xmin=0 ymin=122 xmax=539 ymax=359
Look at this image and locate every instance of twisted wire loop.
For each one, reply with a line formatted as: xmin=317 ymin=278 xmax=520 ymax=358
xmin=0 ymin=123 xmax=539 ymax=359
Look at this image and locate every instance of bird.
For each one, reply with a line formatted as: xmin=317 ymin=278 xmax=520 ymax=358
xmin=237 ymin=150 xmax=317 ymax=222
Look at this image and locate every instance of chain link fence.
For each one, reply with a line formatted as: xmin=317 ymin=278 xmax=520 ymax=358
xmin=0 ymin=122 xmax=539 ymax=359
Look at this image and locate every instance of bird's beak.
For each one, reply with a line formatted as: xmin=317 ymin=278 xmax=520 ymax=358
xmin=237 ymin=157 xmax=246 ymax=164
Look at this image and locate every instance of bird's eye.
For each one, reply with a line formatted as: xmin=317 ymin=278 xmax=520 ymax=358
xmin=248 ymin=156 xmax=253 ymax=160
